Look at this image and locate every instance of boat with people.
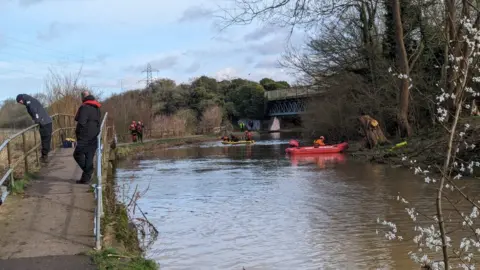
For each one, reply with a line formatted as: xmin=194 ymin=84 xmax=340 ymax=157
xmin=220 ymin=130 xmax=255 ymax=145
xmin=285 ymin=139 xmax=349 ymax=155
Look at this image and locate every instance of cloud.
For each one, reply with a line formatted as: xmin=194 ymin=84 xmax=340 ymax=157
xmin=244 ymin=56 xmax=254 ymax=64
xmin=0 ymin=0 xmax=302 ymax=98
xmin=18 ymin=0 xmax=44 ymax=7
xmin=212 ymin=35 xmax=234 ymax=44
xmin=150 ymin=55 xmax=179 ymax=70
xmin=212 ymin=65 xmax=292 ymax=84
xmin=185 ymin=61 xmax=201 ymax=73
xmin=95 ymin=53 xmax=109 ymax=64
xmin=37 ymin=21 xmax=73 ymax=41
xmin=18 ymin=0 xmax=85 ymax=7
xmin=178 ymin=6 xmax=213 ymax=22
xmin=215 ymin=67 xmax=239 ymax=81
xmin=248 ymin=37 xmax=287 ymax=55
xmin=244 ymin=26 xmax=279 ymax=41
xmin=254 ymin=58 xmax=279 ymax=69
xmin=125 ymin=55 xmax=179 ymax=72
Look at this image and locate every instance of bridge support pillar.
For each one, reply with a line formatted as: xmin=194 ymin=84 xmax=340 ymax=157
xmin=268 ymin=117 xmax=281 ymax=132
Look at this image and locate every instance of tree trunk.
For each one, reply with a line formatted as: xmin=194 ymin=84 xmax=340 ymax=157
xmin=358 ymin=115 xmax=389 ymax=149
xmin=393 ymin=0 xmax=412 ymax=137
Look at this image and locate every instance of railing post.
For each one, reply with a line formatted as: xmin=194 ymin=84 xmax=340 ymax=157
xmin=95 ymin=112 xmax=108 ymax=250
xmin=7 ymin=142 xmax=13 ymax=186
xmin=68 ymin=115 xmax=71 ymax=138
xmin=51 ymin=116 xmax=56 ymax=151
xmin=62 ymin=114 xmax=67 ymax=142
xmin=22 ymin=132 xmax=28 ymax=174
xmin=95 ymin=139 xmax=102 ymax=250
xmin=34 ymin=128 xmax=39 ymax=166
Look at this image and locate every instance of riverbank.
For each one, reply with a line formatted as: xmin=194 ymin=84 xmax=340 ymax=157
xmin=345 ymin=129 xmax=480 ymax=177
xmin=95 ymin=147 xmax=159 ymax=270
xmin=116 ymin=135 xmax=219 ymax=160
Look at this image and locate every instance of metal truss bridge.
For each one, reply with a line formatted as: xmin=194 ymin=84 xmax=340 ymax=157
xmin=265 ymin=88 xmax=324 ymax=117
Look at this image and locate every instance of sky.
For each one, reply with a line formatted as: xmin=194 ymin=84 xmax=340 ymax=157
xmin=0 ymin=0 xmax=305 ymax=101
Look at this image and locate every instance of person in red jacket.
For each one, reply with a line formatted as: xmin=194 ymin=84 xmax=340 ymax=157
xmin=136 ymin=121 xmax=145 ymax=143
xmin=129 ymin=121 xmax=137 ymax=142
xmin=244 ymin=130 xmax=253 ymax=141
xmin=74 ymin=90 xmax=101 ymax=184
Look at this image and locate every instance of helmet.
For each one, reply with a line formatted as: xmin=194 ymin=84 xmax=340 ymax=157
xmin=320 ymin=136 xmax=325 ymax=140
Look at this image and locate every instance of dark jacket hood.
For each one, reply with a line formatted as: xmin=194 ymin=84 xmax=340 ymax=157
xmin=16 ymin=93 xmax=52 ymax=125
xmin=16 ymin=94 xmax=33 ymax=105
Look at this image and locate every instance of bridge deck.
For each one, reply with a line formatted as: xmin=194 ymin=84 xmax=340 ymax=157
xmin=0 ymin=148 xmax=96 ymax=269
xmin=265 ymin=88 xmax=324 ymax=101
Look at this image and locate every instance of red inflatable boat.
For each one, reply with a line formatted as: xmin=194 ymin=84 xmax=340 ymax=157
xmin=285 ymin=142 xmax=349 ymax=155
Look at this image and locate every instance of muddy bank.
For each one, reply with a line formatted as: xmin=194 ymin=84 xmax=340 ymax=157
xmin=346 ymin=131 xmax=480 ymax=177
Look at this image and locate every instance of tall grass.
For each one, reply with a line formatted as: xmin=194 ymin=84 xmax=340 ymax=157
xmin=198 ymin=106 xmax=223 ymax=134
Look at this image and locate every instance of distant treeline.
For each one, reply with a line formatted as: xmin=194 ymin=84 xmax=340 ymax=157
xmin=0 ymin=74 xmax=291 ymax=138
xmin=102 ymin=76 xmax=291 ymax=137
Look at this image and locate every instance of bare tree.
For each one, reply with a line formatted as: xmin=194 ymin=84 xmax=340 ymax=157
xmin=392 ymin=0 xmax=413 ymax=137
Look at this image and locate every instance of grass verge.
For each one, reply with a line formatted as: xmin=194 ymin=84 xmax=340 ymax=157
xmin=89 ymin=248 xmax=158 ymax=270
xmin=10 ymin=171 xmax=39 ymax=194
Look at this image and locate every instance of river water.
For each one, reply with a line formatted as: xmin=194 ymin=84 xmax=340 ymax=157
xmin=115 ymin=133 xmax=480 ymax=270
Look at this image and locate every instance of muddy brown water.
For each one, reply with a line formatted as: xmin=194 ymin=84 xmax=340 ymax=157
xmin=115 ymin=133 xmax=480 ymax=270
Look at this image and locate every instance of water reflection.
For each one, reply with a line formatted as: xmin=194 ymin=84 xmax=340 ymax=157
xmin=269 ymin=132 xmax=280 ymax=140
xmin=115 ymin=136 xmax=480 ymax=270
xmin=288 ymin=153 xmax=346 ymax=169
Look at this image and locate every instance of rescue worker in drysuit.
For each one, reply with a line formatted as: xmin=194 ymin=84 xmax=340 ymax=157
xmin=129 ymin=121 xmax=137 ymax=142
xmin=314 ymin=136 xmax=326 ymax=148
xmin=244 ymin=130 xmax=253 ymax=141
xmin=136 ymin=121 xmax=144 ymax=143
xmin=230 ymin=133 xmax=239 ymax=142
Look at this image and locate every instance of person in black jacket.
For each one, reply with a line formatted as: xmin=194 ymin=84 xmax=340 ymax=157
xmin=73 ymin=90 xmax=101 ymax=184
xmin=16 ymin=94 xmax=52 ymax=164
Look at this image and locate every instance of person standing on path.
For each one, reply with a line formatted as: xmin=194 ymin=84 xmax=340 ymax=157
xmin=136 ymin=121 xmax=144 ymax=143
xmin=16 ymin=94 xmax=52 ymax=164
xmin=73 ymin=90 xmax=101 ymax=184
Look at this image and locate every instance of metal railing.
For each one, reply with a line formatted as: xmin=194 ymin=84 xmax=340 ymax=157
xmin=0 ymin=113 xmax=76 ymax=204
xmin=265 ymin=87 xmax=325 ymax=101
xmin=0 ymin=111 xmax=117 ymax=250
xmin=94 ymin=113 xmax=117 ymax=250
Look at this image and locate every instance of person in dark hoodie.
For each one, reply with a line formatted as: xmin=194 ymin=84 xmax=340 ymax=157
xmin=74 ymin=90 xmax=101 ymax=184
xmin=16 ymin=94 xmax=52 ymax=163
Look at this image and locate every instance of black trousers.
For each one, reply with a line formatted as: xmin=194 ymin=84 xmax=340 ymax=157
xmin=39 ymin=123 xmax=52 ymax=157
xmin=73 ymin=142 xmax=97 ymax=180
xmin=137 ymin=132 xmax=143 ymax=142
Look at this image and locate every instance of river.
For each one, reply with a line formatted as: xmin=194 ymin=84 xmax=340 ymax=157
xmin=114 ymin=133 xmax=478 ymax=270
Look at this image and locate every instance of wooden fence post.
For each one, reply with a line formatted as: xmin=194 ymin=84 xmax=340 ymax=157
xmin=7 ymin=142 xmax=13 ymax=186
xmin=22 ymin=132 xmax=28 ymax=174
xmin=34 ymin=128 xmax=39 ymax=166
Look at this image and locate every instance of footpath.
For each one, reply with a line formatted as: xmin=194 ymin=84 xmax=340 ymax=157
xmin=0 ymin=148 xmax=96 ymax=270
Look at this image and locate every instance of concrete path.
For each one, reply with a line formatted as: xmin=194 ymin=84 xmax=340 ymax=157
xmin=0 ymin=148 xmax=97 ymax=269
xmin=0 ymin=255 xmax=96 ymax=270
